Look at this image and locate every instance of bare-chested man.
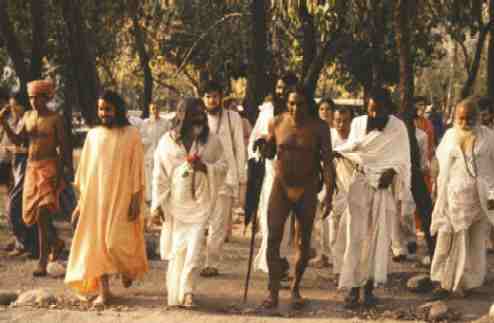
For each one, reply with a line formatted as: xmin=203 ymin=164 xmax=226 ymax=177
xmin=258 ymin=85 xmax=335 ymax=309
xmin=0 ymin=80 xmax=71 ymax=276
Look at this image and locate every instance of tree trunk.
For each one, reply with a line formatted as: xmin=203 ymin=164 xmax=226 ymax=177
xmin=60 ymin=0 xmax=99 ymax=125
xmin=394 ymin=0 xmax=415 ymax=113
xmin=129 ymin=2 xmax=153 ymax=119
xmin=299 ymin=2 xmax=316 ymax=81
xmin=0 ymin=2 xmax=30 ymax=105
xmin=371 ymin=0 xmax=385 ymax=86
xmin=488 ymin=0 xmax=494 ymax=98
xmin=30 ymin=0 xmax=44 ymax=80
xmin=245 ymin=0 xmax=268 ymax=123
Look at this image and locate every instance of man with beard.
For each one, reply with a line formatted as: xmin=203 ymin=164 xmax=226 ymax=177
xmin=257 ymin=85 xmax=335 ymax=309
xmin=152 ymin=97 xmax=227 ymax=307
xmin=65 ymin=90 xmax=148 ymax=306
xmin=430 ymin=97 xmax=494 ymax=299
xmin=336 ymin=87 xmax=412 ymax=308
xmin=0 ymin=80 xmax=71 ymax=277
xmin=247 ymin=73 xmax=298 ymax=275
xmin=200 ymin=81 xmax=246 ymax=277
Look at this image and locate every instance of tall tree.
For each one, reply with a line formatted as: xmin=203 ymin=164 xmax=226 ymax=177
xmin=488 ymin=0 xmax=494 ymax=97
xmin=60 ymin=0 xmax=100 ymax=125
xmin=244 ymin=0 xmax=269 ymax=122
xmin=128 ymin=0 xmax=154 ymax=118
xmin=394 ymin=0 xmax=415 ymax=112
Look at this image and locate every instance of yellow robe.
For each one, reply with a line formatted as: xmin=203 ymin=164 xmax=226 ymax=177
xmin=65 ymin=126 xmax=148 ymax=294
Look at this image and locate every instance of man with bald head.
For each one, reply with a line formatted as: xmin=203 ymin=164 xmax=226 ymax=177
xmin=430 ymin=97 xmax=494 ymax=299
xmin=0 ymin=80 xmax=71 ymax=276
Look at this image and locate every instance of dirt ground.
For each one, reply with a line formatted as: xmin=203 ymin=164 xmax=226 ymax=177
xmin=0 ymin=187 xmax=494 ymax=323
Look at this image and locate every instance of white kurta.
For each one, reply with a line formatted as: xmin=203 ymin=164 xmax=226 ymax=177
xmin=430 ymin=126 xmax=494 ymax=291
xmin=247 ymin=102 xmax=293 ymax=273
xmin=205 ymin=109 xmax=246 ymax=268
xmin=151 ymin=132 xmax=227 ymax=305
xmin=315 ymin=128 xmax=349 ymax=265
xmin=141 ymin=118 xmax=171 ymax=202
xmin=337 ymin=115 xmax=411 ymax=288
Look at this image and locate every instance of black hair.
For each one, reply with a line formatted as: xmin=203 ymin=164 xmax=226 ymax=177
xmin=286 ymin=84 xmax=318 ymax=118
xmin=177 ymin=97 xmax=209 ymax=144
xmin=318 ymin=97 xmax=336 ymax=111
xmin=202 ymin=80 xmax=223 ymax=96
xmin=333 ymin=105 xmax=354 ymax=119
xmin=98 ymin=90 xmax=130 ymax=127
xmin=478 ymin=96 xmax=493 ymax=112
xmin=368 ymin=86 xmax=395 ymax=114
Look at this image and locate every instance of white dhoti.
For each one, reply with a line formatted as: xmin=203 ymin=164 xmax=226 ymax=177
xmin=431 ymin=217 xmax=488 ymax=292
xmin=205 ymin=190 xmax=233 ymax=268
xmin=338 ymin=174 xmax=394 ymax=288
xmin=165 ymin=219 xmax=206 ymax=306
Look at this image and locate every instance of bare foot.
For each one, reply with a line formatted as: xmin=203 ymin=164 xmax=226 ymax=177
xmin=291 ymin=291 xmax=305 ymax=310
xmin=121 ymin=275 xmax=133 ymax=288
xmin=260 ymin=295 xmax=278 ymax=309
xmin=183 ymin=293 xmax=196 ymax=308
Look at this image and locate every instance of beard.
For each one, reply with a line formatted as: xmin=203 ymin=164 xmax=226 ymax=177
xmin=366 ymin=114 xmax=389 ymax=133
xmin=273 ymin=94 xmax=286 ymax=116
xmin=455 ymin=124 xmax=476 ymax=151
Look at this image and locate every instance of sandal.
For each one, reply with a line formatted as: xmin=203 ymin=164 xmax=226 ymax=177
xmin=200 ymin=267 xmax=219 ymax=277
xmin=309 ymin=255 xmax=330 ymax=268
xmin=33 ymin=266 xmax=47 ymax=277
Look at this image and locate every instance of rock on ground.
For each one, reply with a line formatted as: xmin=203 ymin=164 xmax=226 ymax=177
xmin=406 ymin=274 xmax=432 ymax=293
xmin=0 ymin=290 xmax=18 ymax=305
xmin=47 ymin=261 xmax=66 ymax=278
xmin=428 ymin=301 xmax=449 ymax=321
xmin=15 ymin=289 xmax=56 ymax=307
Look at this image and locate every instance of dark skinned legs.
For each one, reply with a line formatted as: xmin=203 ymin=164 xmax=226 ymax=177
xmin=33 ymin=208 xmax=50 ymax=276
xmin=264 ymin=178 xmax=318 ymax=309
xmin=290 ymin=186 xmax=317 ymax=308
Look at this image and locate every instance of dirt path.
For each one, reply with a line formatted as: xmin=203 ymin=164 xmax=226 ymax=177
xmin=0 ymin=195 xmax=493 ymax=322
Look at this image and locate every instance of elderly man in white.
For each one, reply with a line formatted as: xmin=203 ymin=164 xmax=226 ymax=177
xmin=151 ymin=97 xmax=227 ymax=307
xmin=336 ymin=88 xmax=411 ymax=308
xmin=430 ymin=97 xmax=494 ymax=299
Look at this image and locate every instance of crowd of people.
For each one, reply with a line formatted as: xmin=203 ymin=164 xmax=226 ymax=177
xmin=1 ymin=73 xmax=494 ymax=312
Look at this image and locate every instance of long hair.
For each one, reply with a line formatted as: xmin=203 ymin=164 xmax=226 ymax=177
xmin=176 ymin=97 xmax=210 ymax=145
xmin=97 ymin=90 xmax=130 ymax=127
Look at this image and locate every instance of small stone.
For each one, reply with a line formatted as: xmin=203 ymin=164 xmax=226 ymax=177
xmin=47 ymin=261 xmax=66 ymax=278
xmin=0 ymin=291 xmax=18 ymax=305
xmin=15 ymin=289 xmax=56 ymax=307
xmin=428 ymin=301 xmax=449 ymax=321
xmin=407 ymin=274 xmax=433 ymax=293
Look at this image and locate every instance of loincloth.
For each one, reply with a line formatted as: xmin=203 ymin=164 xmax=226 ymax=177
xmin=280 ymin=177 xmax=319 ymax=203
xmin=23 ymin=159 xmax=64 ymax=226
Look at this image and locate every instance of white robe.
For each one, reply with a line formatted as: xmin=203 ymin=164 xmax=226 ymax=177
xmin=315 ymin=128 xmax=349 ymax=267
xmin=430 ymin=126 xmax=494 ymax=291
xmin=151 ymin=132 xmax=227 ymax=305
xmin=141 ymin=118 xmax=171 ymax=201
xmin=337 ymin=115 xmax=411 ymax=288
xmin=205 ymin=109 xmax=246 ymax=268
